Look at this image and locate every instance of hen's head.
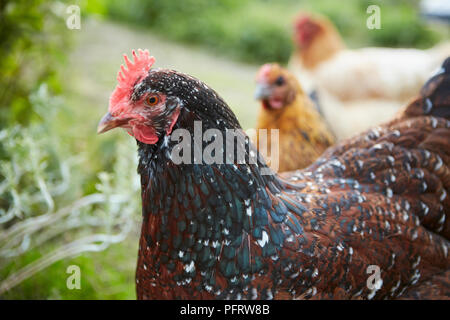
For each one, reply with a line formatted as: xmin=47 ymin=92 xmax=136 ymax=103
xmin=254 ymin=63 xmax=303 ymax=110
xmin=293 ymin=14 xmax=323 ymax=49
xmin=98 ymin=49 xmax=241 ymax=144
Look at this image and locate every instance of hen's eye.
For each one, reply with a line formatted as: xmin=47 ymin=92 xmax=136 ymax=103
xmin=146 ymin=95 xmax=159 ymax=106
xmin=275 ymin=76 xmax=285 ymax=86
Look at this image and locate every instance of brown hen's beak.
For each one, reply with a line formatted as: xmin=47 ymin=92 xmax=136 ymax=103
xmin=254 ymin=83 xmax=273 ymax=100
xmin=97 ymin=112 xmax=122 ymax=134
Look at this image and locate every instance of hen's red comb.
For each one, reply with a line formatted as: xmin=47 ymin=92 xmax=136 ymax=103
xmin=109 ymin=49 xmax=155 ymax=114
xmin=256 ymin=63 xmax=273 ymax=82
xmin=295 ymin=15 xmax=312 ymax=29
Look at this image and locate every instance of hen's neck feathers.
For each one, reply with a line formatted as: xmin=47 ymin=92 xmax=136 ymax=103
xmin=134 ymin=80 xmax=308 ymax=295
xmin=135 ymin=80 xmax=288 ymax=227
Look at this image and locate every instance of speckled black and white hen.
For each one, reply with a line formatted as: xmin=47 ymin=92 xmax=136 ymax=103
xmin=98 ymin=51 xmax=450 ymax=300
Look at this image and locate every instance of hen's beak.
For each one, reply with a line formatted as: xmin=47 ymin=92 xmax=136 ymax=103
xmin=97 ymin=112 xmax=122 ymax=134
xmin=254 ymin=83 xmax=273 ymax=100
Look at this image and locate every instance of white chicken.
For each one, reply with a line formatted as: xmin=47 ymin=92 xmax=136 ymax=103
xmin=288 ymin=12 xmax=450 ymax=140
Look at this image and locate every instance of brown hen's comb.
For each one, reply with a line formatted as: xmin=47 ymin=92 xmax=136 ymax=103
xmin=294 ymin=14 xmax=313 ymax=29
xmin=109 ymin=49 xmax=155 ymax=114
xmin=256 ymin=63 xmax=274 ymax=81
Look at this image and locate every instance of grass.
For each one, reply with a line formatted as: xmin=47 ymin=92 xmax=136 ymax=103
xmin=2 ymin=237 xmax=138 ymax=299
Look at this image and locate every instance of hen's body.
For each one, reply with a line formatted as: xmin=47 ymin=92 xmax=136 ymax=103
xmin=133 ymin=59 xmax=450 ymax=300
xmin=291 ymin=46 xmax=448 ymax=102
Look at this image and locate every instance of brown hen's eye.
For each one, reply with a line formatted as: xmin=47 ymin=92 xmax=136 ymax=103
xmin=275 ymin=76 xmax=285 ymax=86
xmin=146 ymin=95 xmax=159 ymax=106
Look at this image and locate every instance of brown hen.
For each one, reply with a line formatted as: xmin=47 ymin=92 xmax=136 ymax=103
xmin=253 ymin=63 xmax=335 ymax=172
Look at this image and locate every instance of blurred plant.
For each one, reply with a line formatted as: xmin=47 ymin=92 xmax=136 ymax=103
xmin=0 ymin=85 xmax=140 ymax=295
xmin=0 ymin=0 xmax=71 ymax=126
xmin=85 ymin=0 xmax=444 ymax=65
xmin=305 ymin=0 xmax=442 ymax=49
xmin=97 ymin=0 xmax=292 ymax=64
xmin=360 ymin=0 xmax=441 ymax=48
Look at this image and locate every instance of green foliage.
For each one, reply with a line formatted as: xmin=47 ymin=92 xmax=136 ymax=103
xmin=1 ymin=243 xmax=137 ymax=299
xmin=363 ymin=1 xmax=441 ymax=48
xmin=233 ymin=19 xmax=292 ymax=64
xmin=297 ymin=0 xmax=442 ymax=49
xmin=0 ymin=0 xmax=142 ymax=300
xmin=94 ymin=0 xmax=293 ymax=64
xmin=0 ymin=85 xmax=140 ymax=298
xmin=85 ymin=0 xmax=444 ymax=65
xmin=0 ymin=0 xmax=70 ymax=126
